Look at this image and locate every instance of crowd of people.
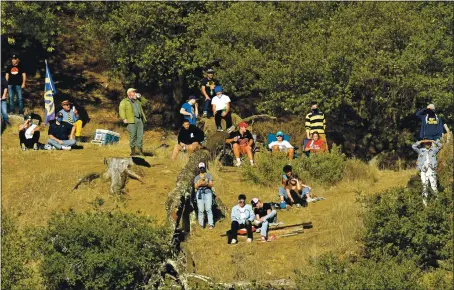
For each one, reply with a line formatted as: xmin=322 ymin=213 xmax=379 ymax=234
xmin=2 ymin=57 xmax=450 ymax=219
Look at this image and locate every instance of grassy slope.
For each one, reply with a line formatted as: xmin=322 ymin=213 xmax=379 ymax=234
xmin=186 ymin=162 xmax=413 ymax=282
xmin=1 ymin=54 xmax=415 ymax=285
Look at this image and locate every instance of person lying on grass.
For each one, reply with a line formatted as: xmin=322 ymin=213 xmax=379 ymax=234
xmin=229 ymin=194 xmax=255 ymax=244
xmin=251 ymin=198 xmax=277 ymax=242
xmin=278 ymin=165 xmax=316 ymax=208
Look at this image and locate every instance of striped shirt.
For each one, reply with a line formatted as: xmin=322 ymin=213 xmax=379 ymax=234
xmin=305 ymin=110 xmax=326 ymax=135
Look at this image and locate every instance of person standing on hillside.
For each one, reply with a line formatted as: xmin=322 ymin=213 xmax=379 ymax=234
xmin=5 ymin=54 xmax=26 ymax=115
xmin=119 ymin=88 xmax=147 ymax=156
xmin=305 ymin=101 xmax=326 ymax=141
xmin=59 ymin=99 xmax=84 ymax=142
xmin=194 ymin=162 xmax=215 ymax=229
xmin=212 ymin=86 xmax=234 ymax=132
xmin=200 ymin=68 xmax=220 ymax=118
xmin=412 ymin=139 xmax=441 ymax=206
xmin=1 ymin=76 xmax=8 ymax=126
xmin=180 ymin=95 xmax=198 ymax=125
xmin=415 ymin=104 xmax=447 ymax=141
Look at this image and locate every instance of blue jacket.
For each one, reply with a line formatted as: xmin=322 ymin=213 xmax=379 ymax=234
xmin=416 ymin=109 xmax=443 ymax=139
xmin=231 ymin=204 xmax=255 ymax=224
xmin=59 ymin=109 xmax=79 ymax=124
xmin=412 ymin=140 xmax=441 ymax=171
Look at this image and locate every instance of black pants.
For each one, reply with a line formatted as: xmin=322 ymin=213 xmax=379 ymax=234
xmin=288 ymin=190 xmax=306 ymax=206
xmin=215 ymin=110 xmax=232 ymax=129
xmin=229 ymin=220 xmax=253 ymax=243
xmin=19 ymin=130 xmax=40 ymax=148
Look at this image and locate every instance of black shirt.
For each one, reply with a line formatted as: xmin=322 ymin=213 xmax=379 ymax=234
xmin=201 ymin=77 xmax=220 ymax=99
xmin=177 ymin=125 xmax=205 ymax=144
xmin=254 ymin=203 xmax=272 ymax=218
xmin=48 ymin=121 xmax=73 ymax=140
xmin=7 ymin=64 xmax=24 ymax=86
xmin=228 ymin=130 xmax=254 ymax=147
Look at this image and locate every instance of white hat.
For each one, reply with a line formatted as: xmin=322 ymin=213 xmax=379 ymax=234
xmin=251 ymin=198 xmax=259 ymax=206
xmin=127 ymin=88 xmax=136 ymax=94
xmin=427 ymin=104 xmax=435 ymax=110
xmin=198 ymin=162 xmax=206 ymax=168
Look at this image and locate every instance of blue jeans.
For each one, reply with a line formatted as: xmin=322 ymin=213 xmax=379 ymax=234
xmin=278 ymin=186 xmax=311 ymax=204
xmin=47 ymin=138 xmax=76 ymax=150
xmin=8 ymin=85 xmax=23 ymax=113
xmin=196 ymin=190 xmax=214 ymax=227
xmin=1 ymin=100 xmax=8 ymax=123
xmin=203 ymin=98 xmax=212 ymax=116
xmin=254 ymin=210 xmax=277 ymax=238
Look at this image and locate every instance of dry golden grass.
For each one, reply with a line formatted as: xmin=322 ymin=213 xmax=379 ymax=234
xmin=186 ymin=159 xmax=414 ymax=282
xmin=2 ymin=106 xmax=414 ymax=285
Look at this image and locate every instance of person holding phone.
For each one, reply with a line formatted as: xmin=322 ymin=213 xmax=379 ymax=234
xmin=18 ymin=114 xmax=40 ymax=150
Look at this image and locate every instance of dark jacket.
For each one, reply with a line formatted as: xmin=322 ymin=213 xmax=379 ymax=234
xmin=416 ymin=108 xmax=444 ymax=140
xmin=177 ymin=125 xmax=205 ymax=144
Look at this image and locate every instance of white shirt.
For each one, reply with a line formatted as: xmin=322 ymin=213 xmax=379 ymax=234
xmin=239 ymin=207 xmax=247 ymax=220
xmin=268 ymin=140 xmax=293 ymax=150
xmin=211 ymin=94 xmax=231 ymax=111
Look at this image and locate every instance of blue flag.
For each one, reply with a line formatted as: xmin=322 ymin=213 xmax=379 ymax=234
xmin=44 ymin=60 xmax=57 ymax=125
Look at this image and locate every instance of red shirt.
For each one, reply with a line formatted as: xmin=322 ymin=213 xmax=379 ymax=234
xmin=305 ymin=139 xmax=327 ymax=153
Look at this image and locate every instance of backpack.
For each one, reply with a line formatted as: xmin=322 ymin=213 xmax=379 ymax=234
xmin=220 ymin=153 xmax=234 ymax=166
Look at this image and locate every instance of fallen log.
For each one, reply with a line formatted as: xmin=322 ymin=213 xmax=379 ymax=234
xmin=219 ymin=222 xmax=312 ymax=237
xmin=73 ymin=157 xmax=144 ymax=194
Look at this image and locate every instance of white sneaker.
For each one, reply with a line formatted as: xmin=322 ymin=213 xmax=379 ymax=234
xmin=217 ymin=127 xmax=224 ymax=132
xmin=247 ymin=238 xmax=252 ymax=243
xmin=227 ymin=126 xmax=235 ymax=133
xmin=235 ymin=161 xmax=241 ymax=167
xmin=306 ymin=197 xmax=316 ymax=203
xmin=61 ymin=146 xmax=72 ymax=150
xmin=231 ymin=239 xmax=238 ymax=244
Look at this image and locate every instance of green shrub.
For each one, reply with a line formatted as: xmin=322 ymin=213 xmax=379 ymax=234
xmin=297 ymin=253 xmax=422 ymax=290
xmin=242 ymin=152 xmax=290 ymax=186
xmin=35 ymin=210 xmax=171 ymax=290
xmin=1 ymin=212 xmax=36 ymax=290
xmin=438 ymin=136 xmax=453 ymax=190
xmin=293 ymin=144 xmax=346 ymax=185
xmin=361 ymin=187 xmax=453 ymax=268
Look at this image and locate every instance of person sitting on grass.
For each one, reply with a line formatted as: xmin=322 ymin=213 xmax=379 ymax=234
xmin=171 ymin=119 xmax=205 ymax=160
xmin=18 ymin=114 xmax=40 ymax=151
xmin=304 ymin=131 xmax=328 ymax=155
xmin=269 ymin=131 xmax=295 ymax=160
xmin=278 ymin=165 xmax=315 ymax=208
xmin=46 ymin=111 xmax=76 ymax=150
xmin=225 ymin=121 xmax=255 ymax=167
xmin=229 ymin=194 xmax=255 ymax=244
xmin=412 ymin=139 xmax=441 ymax=206
xmin=194 ymin=162 xmax=214 ymax=229
xmin=251 ymin=198 xmax=277 ymax=242
xmin=59 ymin=99 xmax=84 ymax=142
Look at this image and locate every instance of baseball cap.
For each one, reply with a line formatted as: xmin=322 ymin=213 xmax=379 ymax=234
xmin=238 ymin=121 xmax=248 ymax=128
xmin=276 ymin=131 xmax=284 ymax=137
xmin=127 ymin=88 xmax=136 ymax=94
xmin=61 ymin=100 xmax=71 ymax=105
xmin=214 ymin=86 xmax=222 ymax=94
xmin=24 ymin=114 xmax=32 ymax=120
xmin=251 ymin=198 xmax=259 ymax=207
xmin=207 ymin=68 xmax=215 ymax=74
xmin=238 ymin=194 xmax=246 ymax=201
xmin=12 ymin=54 xmax=19 ymax=59
xmin=188 ymin=95 xmax=197 ymax=100
xmin=427 ymin=104 xmax=435 ymax=110
xmin=198 ymin=162 xmax=206 ymax=168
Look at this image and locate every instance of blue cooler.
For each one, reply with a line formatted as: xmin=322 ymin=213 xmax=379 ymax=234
xmin=91 ymin=129 xmax=120 ymax=146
